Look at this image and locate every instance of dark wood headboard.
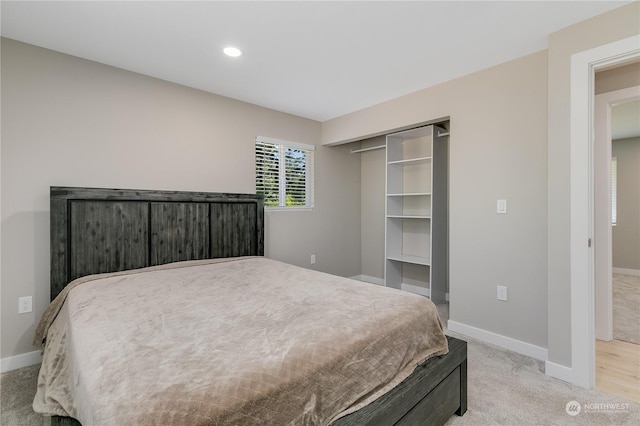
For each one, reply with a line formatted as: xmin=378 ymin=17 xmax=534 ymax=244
xmin=50 ymin=187 xmax=264 ymax=300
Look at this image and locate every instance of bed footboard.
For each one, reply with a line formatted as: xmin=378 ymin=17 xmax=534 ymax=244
xmin=333 ymin=335 xmax=467 ymax=426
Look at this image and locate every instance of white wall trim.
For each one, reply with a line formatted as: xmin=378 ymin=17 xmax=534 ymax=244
xmin=350 ymin=275 xmax=385 ymax=286
xmin=569 ymin=34 xmax=640 ymax=389
xmin=1 ymin=350 xmax=42 ymax=373
xmin=545 ymin=361 xmax=574 ymax=384
xmin=613 ymin=267 xmax=640 ymax=277
xmin=447 ymin=320 xmax=548 ymax=361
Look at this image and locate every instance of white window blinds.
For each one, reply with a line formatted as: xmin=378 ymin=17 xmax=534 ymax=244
xmin=255 ymin=136 xmax=314 ymax=209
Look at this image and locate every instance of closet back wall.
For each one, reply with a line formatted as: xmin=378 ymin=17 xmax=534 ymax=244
xmin=359 ymin=136 xmax=386 ymax=282
xmin=0 ymin=38 xmax=361 ymax=362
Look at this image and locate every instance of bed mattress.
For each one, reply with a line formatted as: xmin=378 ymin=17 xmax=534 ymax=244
xmin=33 ymin=257 xmax=448 ymax=425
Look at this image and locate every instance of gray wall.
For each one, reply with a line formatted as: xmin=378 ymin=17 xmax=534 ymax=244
xmin=358 ymin=136 xmax=386 ymax=281
xmin=0 ymin=38 xmax=361 ymax=360
xmin=546 ymin=2 xmax=639 ymax=367
xmin=324 ymin=50 xmax=550 ymax=349
xmin=612 ymin=137 xmax=640 ymax=271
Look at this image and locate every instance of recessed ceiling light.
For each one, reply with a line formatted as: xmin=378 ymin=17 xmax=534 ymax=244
xmin=223 ymin=47 xmax=242 ymax=57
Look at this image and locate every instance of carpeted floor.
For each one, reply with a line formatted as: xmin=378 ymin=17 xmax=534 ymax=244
xmin=0 ymin=364 xmax=49 ymax=426
xmin=444 ymin=330 xmax=640 ymax=425
xmin=2 ymin=304 xmax=638 ymax=425
xmin=613 ymin=273 xmax=640 ymax=345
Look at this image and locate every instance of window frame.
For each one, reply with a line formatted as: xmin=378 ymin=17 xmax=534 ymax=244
xmin=255 ymin=136 xmax=315 ymax=211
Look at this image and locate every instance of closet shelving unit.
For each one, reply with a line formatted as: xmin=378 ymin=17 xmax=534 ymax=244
xmin=384 ymin=125 xmax=448 ymax=303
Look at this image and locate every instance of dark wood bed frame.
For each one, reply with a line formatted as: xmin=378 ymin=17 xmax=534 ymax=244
xmin=49 ymin=186 xmax=466 ymax=426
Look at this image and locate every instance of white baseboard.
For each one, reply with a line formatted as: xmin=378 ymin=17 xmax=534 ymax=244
xmin=447 ymin=320 xmax=548 ymax=361
xmin=545 ymin=360 xmax=575 ymax=384
xmin=1 ymin=350 xmax=42 ymax=373
xmin=613 ymin=267 xmax=640 ymax=277
xmin=350 ymin=275 xmax=385 ymax=286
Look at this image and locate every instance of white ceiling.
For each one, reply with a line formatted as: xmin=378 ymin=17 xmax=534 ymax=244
xmin=0 ymin=1 xmax=634 ymax=122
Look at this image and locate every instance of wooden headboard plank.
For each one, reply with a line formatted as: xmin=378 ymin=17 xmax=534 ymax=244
xmin=50 ymin=187 xmax=264 ymax=300
xmin=150 ymin=202 xmax=210 ymax=265
xmin=69 ymin=200 xmax=149 ymax=280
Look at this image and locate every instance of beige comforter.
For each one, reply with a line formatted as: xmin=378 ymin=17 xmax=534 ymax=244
xmin=33 ymin=257 xmax=448 ymax=425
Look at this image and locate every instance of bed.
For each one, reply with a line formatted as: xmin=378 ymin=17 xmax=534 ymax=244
xmin=35 ymin=186 xmax=467 ymax=425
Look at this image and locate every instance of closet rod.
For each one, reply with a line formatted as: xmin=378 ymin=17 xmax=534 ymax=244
xmin=350 ymin=145 xmax=386 ymax=154
xmin=438 ymin=131 xmax=450 ymax=137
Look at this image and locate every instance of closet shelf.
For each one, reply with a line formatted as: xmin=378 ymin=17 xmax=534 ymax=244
xmin=387 ymin=254 xmax=431 ymax=266
xmin=387 ymin=215 xmax=431 ymax=219
xmin=387 ymin=192 xmax=431 ymax=197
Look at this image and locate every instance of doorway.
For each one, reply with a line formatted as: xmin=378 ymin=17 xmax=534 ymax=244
xmin=594 ymin=86 xmax=639 ymax=341
xmin=569 ymin=35 xmax=640 ymax=390
xmin=593 ymin=85 xmax=640 ymax=403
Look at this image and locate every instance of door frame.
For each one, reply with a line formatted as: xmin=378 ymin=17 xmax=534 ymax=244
xmin=594 ymin=86 xmax=640 ymax=342
xmin=570 ymin=35 xmax=640 ymax=388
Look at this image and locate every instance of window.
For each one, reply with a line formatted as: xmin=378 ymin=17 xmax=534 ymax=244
xmin=255 ymin=136 xmax=314 ymax=209
xmin=611 ymin=156 xmax=617 ymax=226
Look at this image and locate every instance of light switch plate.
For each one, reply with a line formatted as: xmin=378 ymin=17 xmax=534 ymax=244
xmin=497 ymin=199 xmax=507 ymax=214
xmin=497 ymin=286 xmax=508 ymax=301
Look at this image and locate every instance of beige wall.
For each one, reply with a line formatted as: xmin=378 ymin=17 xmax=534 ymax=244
xmin=0 ymin=38 xmax=361 ymax=360
xmin=595 ymin=61 xmax=640 ymax=95
xmin=546 ymin=1 xmax=640 ymax=367
xmin=324 ymin=51 xmax=550 ymax=349
xmin=612 ymin=137 xmax=640 ymax=271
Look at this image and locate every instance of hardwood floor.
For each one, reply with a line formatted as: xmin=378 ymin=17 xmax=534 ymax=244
xmin=596 ymin=339 xmax=640 ymax=403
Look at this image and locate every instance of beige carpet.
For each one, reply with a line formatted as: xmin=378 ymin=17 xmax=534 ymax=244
xmin=0 ymin=364 xmax=49 ymax=426
xmin=2 ymin=305 xmax=639 ymax=425
xmin=444 ymin=330 xmax=640 ymax=425
xmin=614 ymin=273 xmax=640 ymax=345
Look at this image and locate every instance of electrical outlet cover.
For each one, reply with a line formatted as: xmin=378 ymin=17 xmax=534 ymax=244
xmin=18 ymin=296 xmax=33 ymax=314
